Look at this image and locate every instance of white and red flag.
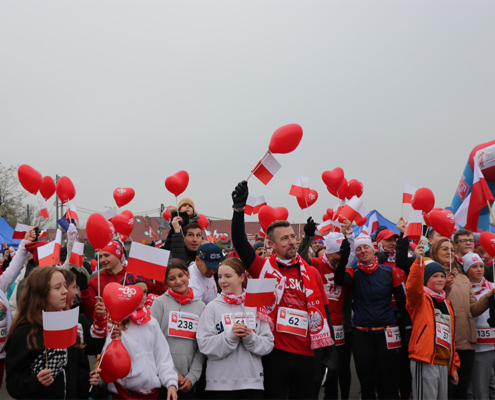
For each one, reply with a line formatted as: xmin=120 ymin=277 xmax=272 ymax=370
xmin=317 ymin=220 xmax=334 ymax=236
xmin=289 ymin=175 xmax=310 ymax=198
xmin=12 ymin=223 xmax=33 ymax=240
xmin=455 ymin=161 xmax=495 ymax=231
xmin=245 ymin=279 xmax=277 ymax=307
xmin=245 ymin=196 xmax=267 ymax=216
xmin=340 ymin=196 xmax=363 ymax=223
xmin=404 ymin=210 xmax=423 ymax=241
xmin=252 ymin=151 xmax=282 ymax=185
xmin=69 ymin=241 xmax=84 ymax=267
xmin=366 ymin=212 xmax=379 ymax=235
xmin=212 ymin=230 xmax=218 ymax=243
xmin=155 ymin=240 xmax=163 ymax=248
xmin=101 ymin=207 xmax=117 ymax=221
xmin=205 ymin=230 xmax=214 ymax=242
xmin=43 ymin=307 xmax=79 ymax=349
xmin=38 ymin=199 xmax=49 ymax=219
xmin=403 ymin=183 xmax=417 ymax=204
xmin=259 ymin=228 xmax=267 ymax=239
xmin=355 ymin=203 xmax=369 ymax=226
xmin=127 ymin=241 xmax=170 ymax=281
xmin=66 ymin=202 xmax=79 ymax=224
xmin=39 ymin=229 xmax=47 ymax=238
xmin=38 ymin=229 xmax=62 ymax=267
xmin=148 ymin=226 xmax=158 ymax=241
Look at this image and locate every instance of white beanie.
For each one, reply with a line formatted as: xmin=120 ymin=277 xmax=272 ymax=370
xmin=463 ymin=252 xmax=483 ymax=272
xmin=325 ymin=232 xmax=345 ymax=254
xmin=355 ymin=234 xmax=373 ymax=249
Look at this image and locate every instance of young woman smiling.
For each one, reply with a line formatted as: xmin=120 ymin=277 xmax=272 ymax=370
xmin=197 ymin=258 xmax=274 ymax=399
xmin=151 ymin=258 xmax=206 ymax=398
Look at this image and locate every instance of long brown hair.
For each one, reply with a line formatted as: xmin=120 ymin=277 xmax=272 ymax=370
xmin=219 ymin=258 xmax=251 ymax=289
xmin=4 ymin=267 xmax=64 ymax=352
xmin=431 ymin=238 xmax=453 ymax=266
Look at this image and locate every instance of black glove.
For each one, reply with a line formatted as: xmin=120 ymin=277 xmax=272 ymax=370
xmin=232 ymin=181 xmax=249 ymax=209
xmin=71 ymin=267 xmax=88 ymax=291
xmin=323 ymin=351 xmax=339 ymax=376
xmin=339 ymin=238 xmax=350 ymax=260
xmin=304 ymin=217 xmax=317 ymax=237
xmin=376 ymin=252 xmax=387 ymax=264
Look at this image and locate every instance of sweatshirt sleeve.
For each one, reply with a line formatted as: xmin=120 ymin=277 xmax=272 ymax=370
xmin=0 ymin=240 xmax=29 ymax=293
xmin=241 ymin=320 xmax=274 ymax=356
xmin=154 ymin=323 xmax=179 ymax=389
xmin=185 ymin=342 xmax=206 ymax=386
xmin=470 ymin=285 xmax=490 ymax=318
xmin=298 ymin=234 xmax=314 ymax=265
xmin=405 ymin=258 xmax=425 ymax=315
xmin=395 ymin=234 xmax=413 ymax=276
xmin=231 ymin=211 xmax=256 ymax=269
xmin=197 ymin=303 xmax=240 ymax=361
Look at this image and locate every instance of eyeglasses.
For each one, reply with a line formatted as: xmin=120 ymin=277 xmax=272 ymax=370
xmin=456 ymin=239 xmax=475 ymax=244
xmin=439 ymin=247 xmax=455 ymax=252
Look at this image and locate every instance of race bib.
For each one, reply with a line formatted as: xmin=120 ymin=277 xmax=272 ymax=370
xmin=276 ymin=307 xmax=308 ymax=337
xmin=168 ymin=312 xmax=199 ymax=340
xmin=436 ymin=322 xmax=451 ymax=349
xmin=334 ymin=325 xmax=345 ymax=346
xmin=385 ymin=326 xmax=401 ymax=349
xmin=477 ymin=327 xmax=495 ymax=344
xmin=222 ymin=313 xmax=257 ymax=332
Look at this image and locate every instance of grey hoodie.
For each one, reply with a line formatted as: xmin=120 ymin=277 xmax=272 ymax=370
xmin=197 ymin=294 xmax=274 ymax=391
xmin=150 ymin=292 xmax=206 ymax=385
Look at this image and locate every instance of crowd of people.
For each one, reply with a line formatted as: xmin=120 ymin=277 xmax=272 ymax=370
xmin=0 ymin=181 xmax=494 ymax=400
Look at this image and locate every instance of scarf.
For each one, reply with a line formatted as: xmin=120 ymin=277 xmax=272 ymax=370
xmin=424 ymin=286 xmax=446 ymax=302
xmin=377 ymin=242 xmax=396 ymax=263
xmin=221 ymin=290 xmax=246 ymax=305
xmin=357 ymin=256 xmax=379 ymax=274
xmin=321 ymin=254 xmax=335 ymax=270
xmin=471 ymin=277 xmax=494 ymax=296
xmin=259 ymin=254 xmax=334 ymax=349
xmin=31 ymin=348 xmax=68 ymax=378
xmin=486 ymin=260 xmax=494 ymax=267
xmin=130 ymin=305 xmax=151 ymax=325
xmin=168 ymin=287 xmax=194 ymax=304
xmin=455 ymin=253 xmax=463 ymax=265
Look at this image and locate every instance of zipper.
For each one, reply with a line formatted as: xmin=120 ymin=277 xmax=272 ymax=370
xmin=416 ymin=324 xmax=427 ymax=345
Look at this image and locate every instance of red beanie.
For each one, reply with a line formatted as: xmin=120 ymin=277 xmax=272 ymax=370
xmin=100 ymin=241 xmax=123 ymax=260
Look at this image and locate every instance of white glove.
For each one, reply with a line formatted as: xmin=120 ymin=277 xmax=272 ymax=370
xmin=67 ymin=223 xmax=78 ymax=244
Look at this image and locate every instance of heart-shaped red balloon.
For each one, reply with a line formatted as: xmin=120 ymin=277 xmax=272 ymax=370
xmin=480 ymin=232 xmax=495 ymax=258
xmin=90 ymin=259 xmax=97 ymax=272
xmin=327 ymin=178 xmax=348 ymax=200
xmin=411 ymin=188 xmax=435 ymax=214
xmin=112 ymin=212 xmax=135 ymax=237
xmin=258 ymin=206 xmax=289 ymax=233
xmin=165 ymin=171 xmax=189 ymax=197
xmin=268 ymin=124 xmax=303 ymax=154
xmin=113 ymin=187 xmax=135 ymax=208
xmin=119 ymin=234 xmax=127 ymax=242
xmin=220 ymin=234 xmax=226 ymax=240
xmin=99 ymin=339 xmax=132 ymax=383
xmin=162 ymin=208 xmax=172 ymax=221
xmin=424 ymin=207 xmax=443 ymax=226
xmin=296 ymin=189 xmax=318 ymax=209
xmin=86 ymin=213 xmax=114 ymax=250
xmin=103 ymin=282 xmax=144 ymax=323
xmin=56 ymin=176 xmax=76 ymax=204
xmin=323 ymin=214 xmax=330 ymax=222
xmin=18 ymin=164 xmax=42 ymax=195
xmin=356 ymin=215 xmax=367 ymax=227
xmin=346 ymin=179 xmax=364 ymax=199
xmin=196 ymin=214 xmax=209 ymax=230
xmin=428 ymin=209 xmax=456 ymax=238
xmin=40 ymin=176 xmax=56 ymax=200
xmin=322 ymin=168 xmax=344 ymax=191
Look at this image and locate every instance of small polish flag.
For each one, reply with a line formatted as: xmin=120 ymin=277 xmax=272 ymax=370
xmin=245 ymin=279 xmax=277 ymax=307
xmin=205 ymin=229 xmax=213 ymax=242
xmin=289 ymin=175 xmax=310 ymax=198
xmin=317 ymin=220 xmax=333 ymax=236
xmin=66 ymin=202 xmax=79 ymax=224
xmin=245 ymin=196 xmax=268 ymax=215
xmin=101 ymin=207 xmax=117 ymax=221
xmin=38 ymin=230 xmax=62 ymax=267
xmin=212 ymin=230 xmax=218 ymax=243
xmin=127 ymin=241 xmax=170 ymax=281
xmin=39 ymin=229 xmax=47 ymax=238
xmin=43 ymin=307 xmax=79 ymax=349
xmin=252 ymin=151 xmax=282 ymax=185
xmin=404 ymin=210 xmax=423 ymax=241
xmin=253 ymin=196 xmax=267 ymax=214
xmin=340 ymin=196 xmax=363 ymax=223
xmin=355 ymin=203 xmax=369 ymax=226
xmin=367 ymin=212 xmax=379 ymax=235
xmin=259 ymin=228 xmax=267 ymax=239
xmin=155 ymin=240 xmax=163 ymax=248
xmin=403 ymin=183 xmax=418 ymax=204
xmin=12 ymin=223 xmax=33 ymax=240
xmin=38 ymin=199 xmax=49 ymax=219
xmin=69 ymin=241 xmax=84 ymax=267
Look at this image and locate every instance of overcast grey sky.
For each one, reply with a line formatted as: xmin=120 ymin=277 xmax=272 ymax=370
xmin=1 ymin=0 xmax=494 ymax=227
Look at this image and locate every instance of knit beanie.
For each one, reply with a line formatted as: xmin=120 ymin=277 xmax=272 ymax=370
xmin=463 ymin=252 xmax=483 ymax=272
xmin=423 ymin=261 xmax=446 ymax=285
xmin=178 ymin=197 xmax=195 ymax=214
xmin=325 ymin=232 xmax=345 ymax=254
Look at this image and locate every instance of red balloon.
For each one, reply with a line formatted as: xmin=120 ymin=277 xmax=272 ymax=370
xmin=197 ymin=214 xmax=209 ymax=230
xmin=327 ymin=178 xmax=348 ymax=200
xmin=323 ymin=214 xmax=330 ymax=222
xmin=56 ymin=176 xmax=76 ymax=204
xmin=99 ymin=339 xmax=132 ymax=383
xmin=119 ymin=234 xmax=127 ymax=242
xmin=86 ymin=213 xmax=114 ymax=250
xmin=112 ymin=212 xmax=135 ymax=237
xmin=113 ymin=188 xmax=135 ymax=208
xmin=103 ymin=282 xmax=144 ymax=323
xmin=108 ymin=221 xmax=115 ymax=236
xmin=480 ymin=232 xmax=495 ymax=257
xmin=162 ymin=208 xmax=172 ymax=221
xmin=18 ymin=164 xmax=42 ymax=195
xmin=220 ymin=234 xmax=227 ymax=240
xmin=90 ymin=259 xmax=97 ymax=272
xmin=258 ymin=206 xmax=289 ymax=233
xmin=346 ymin=179 xmax=364 ymax=199
xmin=356 ymin=216 xmax=367 ymax=227
xmin=40 ymin=176 xmax=56 ymax=200
xmin=428 ymin=209 xmax=456 ymax=238
xmin=296 ymin=189 xmax=318 ymax=209
xmin=268 ymin=124 xmax=303 ymax=154
xmin=337 ymin=214 xmax=345 ymax=223
xmin=411 ymin=188 xmax=435 ymax=214
xmin=165 ymin=171 xmax=189 ymax=197
xmin=322 ymin=168 xmax=344 ymax=191
xmin=424 ymin=207 xmax=443 ymax=226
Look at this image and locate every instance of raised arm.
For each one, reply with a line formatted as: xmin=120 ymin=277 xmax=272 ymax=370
xmin=334 ymin=239 xmax=352 ymax=286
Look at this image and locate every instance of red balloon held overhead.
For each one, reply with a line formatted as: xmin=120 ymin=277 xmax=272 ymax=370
xmin=322 ymin=168 xmax=344 ymax=192
xmin=197 ymin=214 xmax=209 ymax=230
xmin=327 ymin=177 xmax=348 ymax=200
xmin=99 ymin=339 xmax=132 ymax=383
xmin=338 ymin=214 xmax=345 ymax=223
xmin=162 ymin=208 xmax=172 ymax=221
xmin=86 ymin=213 xmax=114 ymax=250
xmin=40 ymin=176 xmax=56 ymax=200
xmin=424 ymin=208 xmax=443 ymax=226
xmin=356 ymin=216 xmax=367 ymax=227
xmin=113 ymin=188 xmax=135 ymax=208
xmin=346 ymin=179 xmax=364 ymax=199
xmin=103 ymin=283 xmax=143 ymax=323
xmin=258 ymin=206 xmax=289 ymax=233
xmin=411 ymin=188 xmax=435 ymax=214
xmin=119 ymin=234 xmax=127 ymax=243
xmin=56 ymin=176 xmax=76 ymax=204
xmin=18 ymin=164 xmax=42 ymax=195
xmin=296 ymin=189 xmax=318 ymax=209
xmin=480 ymin=232 xmax=495 ymax=257
xmin=90 ymin=259 xmax=97 ymax=272
xmin=165 ymin=171 xmax=189 ymax=197
xmin=112 ymin=212 xmax=135 ymax=237
xmin=220 ymin=234 xmax=226 ymax=240
xmin=323 ymin=214 xmax=330 ymax=222
xmin=268 ymin=124 xmax=303 ymax=154
xmin=428 ymin=209 xmax=456 ymax=238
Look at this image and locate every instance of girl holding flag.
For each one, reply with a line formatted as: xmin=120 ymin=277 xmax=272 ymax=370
xmin=197 ymin=258 xmax=274 ymax=399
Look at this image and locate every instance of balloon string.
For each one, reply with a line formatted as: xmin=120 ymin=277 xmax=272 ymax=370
xmin=175 ymin=196 xmax=183 ymax=234
xmin=304 ymin=197 xmax=311 ymax=218
xmin=36 ymin=215 xmax=40 ymax=227
xmin=247 ymin=151 xmax=271 ymax=181
xmin=449 ymin=238 xmax=452 ymax=274
xmin=97 ymin=254 xmax=100 ymax=297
